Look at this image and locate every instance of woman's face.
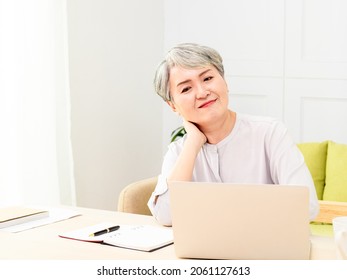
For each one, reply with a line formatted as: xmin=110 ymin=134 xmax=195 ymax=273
xmin=167 ymin=65 xmax=229 ymax=126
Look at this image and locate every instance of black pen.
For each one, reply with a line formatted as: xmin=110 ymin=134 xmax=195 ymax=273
xmin=89 ymin=225 xmax=120 ymax=237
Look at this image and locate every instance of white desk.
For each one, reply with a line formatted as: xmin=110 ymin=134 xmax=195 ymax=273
xmin=0 ymin=206 xmax=338 ymax=260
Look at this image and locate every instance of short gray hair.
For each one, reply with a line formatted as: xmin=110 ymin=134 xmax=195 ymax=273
xmin=154 ymin=43 xmax=224 ymax=101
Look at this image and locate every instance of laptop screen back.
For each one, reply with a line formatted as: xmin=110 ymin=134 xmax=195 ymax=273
xmin=168 ymin=181 xmax=310 ymax=260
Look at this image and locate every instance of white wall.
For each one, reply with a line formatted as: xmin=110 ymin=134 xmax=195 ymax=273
xmin=284 ymin=0 xmax=347 ymax=143
xmin=67 ymin=0 xmax=164 ymax=210
xmin=163 ymin=0 xmax=347 ymax=149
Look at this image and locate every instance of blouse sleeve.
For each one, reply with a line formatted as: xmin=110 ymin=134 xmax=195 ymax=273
xmin=266 ymin=121 xmax=319 ymax=221
xmin=147 ymin=140 xmax=183 ymax=226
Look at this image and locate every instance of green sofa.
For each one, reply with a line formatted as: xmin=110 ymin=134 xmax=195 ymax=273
xmin=298 ymin=141 xmax=347 ymax=236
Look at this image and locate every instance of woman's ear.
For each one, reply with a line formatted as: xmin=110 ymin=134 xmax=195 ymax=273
xmin=166 ymin=101 xmax=177 ymax=112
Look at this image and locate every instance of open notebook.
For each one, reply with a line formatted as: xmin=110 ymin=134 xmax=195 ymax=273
xmin=168 ymin=181 xmax=311 ymax=260
xmin=59 ymin=223 xmax=173 ymax=252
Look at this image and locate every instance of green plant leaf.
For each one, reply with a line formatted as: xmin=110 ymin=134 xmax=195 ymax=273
xmin=170 ymin=126 xmax=186 ymax=142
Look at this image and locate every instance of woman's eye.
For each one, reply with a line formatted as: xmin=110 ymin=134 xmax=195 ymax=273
xmin=204 ymin=76 xmax=213 ymax=82
xmin=181 ymin=87 xmax=191 ymax=93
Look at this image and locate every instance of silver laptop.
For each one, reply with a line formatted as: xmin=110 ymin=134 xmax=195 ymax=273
xmin=168 ymin=181 xmax=311 ymax=260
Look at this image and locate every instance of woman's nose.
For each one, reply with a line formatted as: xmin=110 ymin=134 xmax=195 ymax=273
xmin=196 ymin=84 xmax=209 ymax=99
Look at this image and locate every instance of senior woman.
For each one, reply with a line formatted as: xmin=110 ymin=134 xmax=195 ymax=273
xmin=148 ymin=43 xmax=319 ymax=226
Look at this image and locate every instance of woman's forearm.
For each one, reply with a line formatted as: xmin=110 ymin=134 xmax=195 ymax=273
xmin=167 ymin=137 xmax=203 ymax=182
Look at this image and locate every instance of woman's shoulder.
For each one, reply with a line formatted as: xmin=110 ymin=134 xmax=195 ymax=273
xmin=167 ymin=134 xmax=186 ymax=151
xmin=236 ymin=112 xmax=281 ymax=127
xmin=235 ymin=113 xmax=289 ymax=144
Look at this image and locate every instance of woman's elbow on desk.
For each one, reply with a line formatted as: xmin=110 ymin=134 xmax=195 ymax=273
xmin=151 ymin=206 xmax=173 ymax=227
xmin=148 ymin=193 xmax=172 ymax=226
xmin=154 ymin=214 xmax=172 ymax=227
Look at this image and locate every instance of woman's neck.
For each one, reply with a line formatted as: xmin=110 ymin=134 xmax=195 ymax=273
xmin=198 ymin=110 xmax=236 ymax=145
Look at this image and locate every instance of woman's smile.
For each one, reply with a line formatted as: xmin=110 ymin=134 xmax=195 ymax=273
xmin=198 ymin=98 xmax=217 ymax=109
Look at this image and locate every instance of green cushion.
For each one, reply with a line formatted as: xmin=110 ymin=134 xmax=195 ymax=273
xmin=297 ymin=141 xmax=328 ymax=200
xmin=309 ymin=223 xmax=333 ymax=237
xmin=323 ymin=141 xmax=347 ymax=202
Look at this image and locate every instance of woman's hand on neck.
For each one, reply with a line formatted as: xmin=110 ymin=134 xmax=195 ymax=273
xmin=183 ymin=119 xmax=207 ymax=150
